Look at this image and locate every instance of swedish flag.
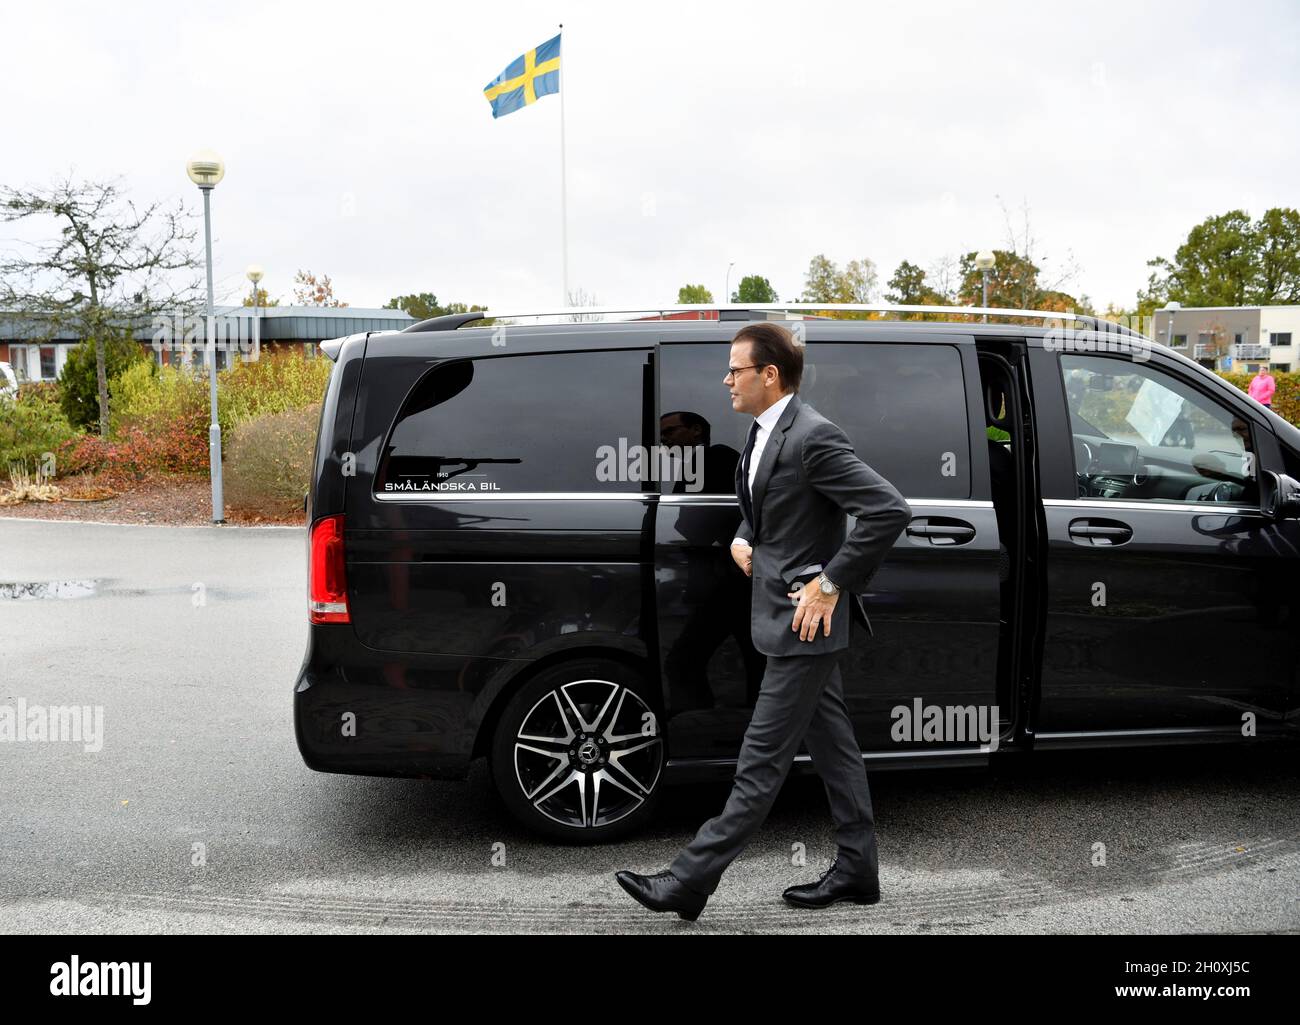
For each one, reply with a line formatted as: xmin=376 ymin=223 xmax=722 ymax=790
xmin=483 ymin=33 xmax=561 ymax=119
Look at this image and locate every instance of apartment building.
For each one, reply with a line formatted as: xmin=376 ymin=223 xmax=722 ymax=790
xmin=1152 ymin=304 xmax=1299 ymax=372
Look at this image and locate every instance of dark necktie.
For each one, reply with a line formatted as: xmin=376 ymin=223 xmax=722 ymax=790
xmin=739 ymin=418 xmax=760 ymax=528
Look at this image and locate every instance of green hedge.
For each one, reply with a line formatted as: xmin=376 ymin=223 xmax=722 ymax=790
xmin=1217 ymin=370 xmax=1298 ymax=426
xmin=0 ymin=383 xmax=77 ymax=475
xmin=59 ymin=333 xmax=147 ymax=431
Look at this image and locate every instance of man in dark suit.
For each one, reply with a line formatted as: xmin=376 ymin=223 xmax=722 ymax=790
xmin=615 ymin=322 xmax=913 ymax=921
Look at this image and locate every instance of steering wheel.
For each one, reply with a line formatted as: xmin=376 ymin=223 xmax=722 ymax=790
xmin=1073 ymin=436 xmax=1095 ymax=474
xmin=1073 ymin=437 xmax=1096 ymax=497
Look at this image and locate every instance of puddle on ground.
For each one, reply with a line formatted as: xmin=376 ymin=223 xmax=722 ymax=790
xmin=0 ymin=579 xmax=100 ymax=600
xmin=0 ymin=579 xmax=256 ymax=601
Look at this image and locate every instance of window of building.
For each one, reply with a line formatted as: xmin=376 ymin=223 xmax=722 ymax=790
xmin=1172 ymin=334 xmax=1187 ymax=347
xmin=39 ymin=347 xmax=56 ymax=380
xmin=659 ymin=342 xmax=970 ymax=499
xmin=185 ymin=343 xmax=234 ymax=373
xmin=1271 ymin=332 xmax=1292 ymax=347
xmin=375 ymin=349 xmax=651 ymax=494
xmin=1059 ymin=354 xmax=1257 ymax=506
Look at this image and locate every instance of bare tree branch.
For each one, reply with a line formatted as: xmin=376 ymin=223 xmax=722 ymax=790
xmin=0 ymin=174 xmax=202 ymax=435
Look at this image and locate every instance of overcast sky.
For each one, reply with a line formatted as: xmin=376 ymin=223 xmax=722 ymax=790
xmin=2 ymin=0 xmax=1297 ymax=314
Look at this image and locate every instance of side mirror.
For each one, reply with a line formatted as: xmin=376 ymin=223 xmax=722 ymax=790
xmin=1260 ymin=470 xmax=1300 ymax=520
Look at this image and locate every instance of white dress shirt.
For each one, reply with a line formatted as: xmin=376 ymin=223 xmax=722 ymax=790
xmin=732 ymin=391 xmax=793 ymax=549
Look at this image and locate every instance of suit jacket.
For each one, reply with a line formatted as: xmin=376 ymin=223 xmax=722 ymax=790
xmin=735 ymin=393 xmax=912 ymax=657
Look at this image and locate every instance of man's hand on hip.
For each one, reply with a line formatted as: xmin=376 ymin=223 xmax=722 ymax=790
xmin=730 ymin=542 xmax=753 ymax=577
xmin=789 ymin=581 xmax=839 ymax=641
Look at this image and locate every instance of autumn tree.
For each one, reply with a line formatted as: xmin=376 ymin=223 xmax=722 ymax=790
xmin=799 ymin=254 xmax=878 ymax=318
xmin=0 ymin=175 xmax=200 ymax=437
xmin=953 ymin=198 xmax=1091 ymax=321
xmin=941 ymin=201 xmax=1090 ymax=322
xmin=240 ymin=287 xmax=279 ymax=307
xmin=293 ymin=269 xmax=348 ymax=307
xmin=953 ymin=249 xmax=1090 ymax=319
xmin=958 ymin=248 xmax=1026 ymax=308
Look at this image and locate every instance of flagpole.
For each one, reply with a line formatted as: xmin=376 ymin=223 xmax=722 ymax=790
xmin=559 ymin=22 xmax=569 ymax=305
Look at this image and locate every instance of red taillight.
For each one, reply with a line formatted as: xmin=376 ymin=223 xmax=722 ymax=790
xmin=309 ymin=514 xmax=350 ymax=623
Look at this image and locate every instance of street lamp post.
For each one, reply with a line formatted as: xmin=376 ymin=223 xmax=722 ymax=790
xmin=975 ymin=250 xmax=996 ymax=323
xmin=1162 ymin=300 xmax=1182 ymax=354
xmin=187 ymin=149 xmax=226 ymax=524
xmin=725 ymin=261 xmax=735 ymax=309
xmin=247 ymin=264 xmax=264 ymax=363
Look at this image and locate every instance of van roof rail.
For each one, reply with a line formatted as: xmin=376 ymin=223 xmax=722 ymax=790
xmin=401 ymin=312 xmax=490 ymax=333
xmin=400 ymin=303 xmax=1151 ymax=340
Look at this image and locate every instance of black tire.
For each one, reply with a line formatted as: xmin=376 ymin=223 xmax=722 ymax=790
xmin=489 ymin=658 xmax=666 ymax=843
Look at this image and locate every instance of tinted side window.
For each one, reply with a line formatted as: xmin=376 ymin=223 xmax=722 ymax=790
xmin=1060 ymin=354 xmax=1259 ymax=505
xmin=376 ymin=350 xmax=649 ymax=494
xmin=659 ymin=342 xmax=970 ymax=499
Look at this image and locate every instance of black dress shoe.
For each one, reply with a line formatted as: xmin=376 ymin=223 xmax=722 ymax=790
xmin=782 ymin=860 xmax=880 ymax=908
xmin=615 ymin=869 xmax=708 ymax=921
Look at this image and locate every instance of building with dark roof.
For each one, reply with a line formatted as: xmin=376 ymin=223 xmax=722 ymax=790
xmin=0 ymin=305 xmax=415 ymax=381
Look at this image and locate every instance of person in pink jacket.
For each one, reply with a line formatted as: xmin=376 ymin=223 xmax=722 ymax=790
xmin=1248 ymin=367 xmax=1276 ymax=407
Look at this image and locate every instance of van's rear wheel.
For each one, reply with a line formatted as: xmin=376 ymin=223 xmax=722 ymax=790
xmin=489 ymin=659 xmax=665 ymax=842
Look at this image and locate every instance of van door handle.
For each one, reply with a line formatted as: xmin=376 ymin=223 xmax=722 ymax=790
xmin=905 ymin=518 xmax=976 ymax=546
xmin=1068 ymin=518 xmax=1133 ymax=546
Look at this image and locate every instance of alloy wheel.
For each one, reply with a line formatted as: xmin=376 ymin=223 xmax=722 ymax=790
xmin=513 ymin=677 xmax=663 ymax=829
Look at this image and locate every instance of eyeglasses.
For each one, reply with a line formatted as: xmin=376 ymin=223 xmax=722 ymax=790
xmin=724 ymin=364 xmax=764 ymax=380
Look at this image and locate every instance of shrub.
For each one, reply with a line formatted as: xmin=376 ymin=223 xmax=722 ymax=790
xmin=109 ymin=361 xmax=209 ymax=438
xmin=0 ymin=383 xmax=77 ymax=476
xmin=58 ymin=331 xmax=147 ymax=431
xmin=220 ymin=351 xmax=332 ymax=428
xmin=56 ymin=421 xmax=209 ymax=481
xmin=65 ymin=351 xmax=329 ymax=486
xmin=1218 ymin=370 xmax=1299 ymax=427
xmin=224 ymin=404 xmax=320 ymax=517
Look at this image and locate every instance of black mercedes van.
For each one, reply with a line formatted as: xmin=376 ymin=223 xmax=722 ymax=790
xmin=294 ymin=306 xmax=1300 ymax=841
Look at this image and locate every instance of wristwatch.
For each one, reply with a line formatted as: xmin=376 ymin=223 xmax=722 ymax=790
xmin=817 ymin=572 xmax=839 ymax=595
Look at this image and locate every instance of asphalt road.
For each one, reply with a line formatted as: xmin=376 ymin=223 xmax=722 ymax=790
xmin=1 ymin=518 xmax=1297 ymax=934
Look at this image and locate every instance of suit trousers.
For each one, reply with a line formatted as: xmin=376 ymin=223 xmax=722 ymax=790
xmin=668 ymin=647 xmax=880 ymax=895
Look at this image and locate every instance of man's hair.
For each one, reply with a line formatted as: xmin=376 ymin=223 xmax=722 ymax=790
xmin=661 ymin=410 xmax=711 ymax=444
xmin=732 ymin=322 xmax=803 ymax=393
